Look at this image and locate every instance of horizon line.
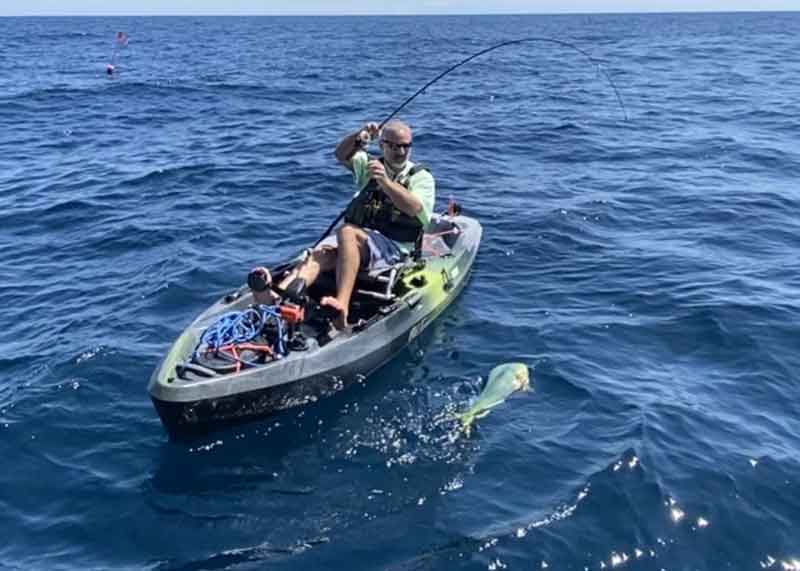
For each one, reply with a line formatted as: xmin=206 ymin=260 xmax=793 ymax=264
xmin=1 ymin=8 xmax=798 ymax=17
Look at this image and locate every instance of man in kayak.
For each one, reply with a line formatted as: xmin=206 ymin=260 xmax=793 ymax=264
xmin=250 ymin=119 xmax=435 ymax=329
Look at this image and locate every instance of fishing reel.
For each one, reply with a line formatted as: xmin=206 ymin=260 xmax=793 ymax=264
xmin=247 ymin=267 xmax=272 ymax=292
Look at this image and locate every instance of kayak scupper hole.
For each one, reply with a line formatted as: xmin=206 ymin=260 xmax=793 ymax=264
xmin=410 ymin=275 xmax=427 ymax=288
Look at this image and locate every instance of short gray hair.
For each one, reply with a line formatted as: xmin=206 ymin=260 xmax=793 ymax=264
xmin=382 ymin=119 xmax=412 ymax=140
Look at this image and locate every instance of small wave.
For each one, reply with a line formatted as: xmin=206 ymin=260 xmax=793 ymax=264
xmin=118 ymin=163 xmax=239 ymax=189
xmin=0 ymin=84 xmax=101 ymax=102
xmin=40 ymin=197 xmax=109 ymax=217
xmin=153 ymin=536 xmax=330 ymax=570
xmin=33 ymin=31 xmax=93 ymax=40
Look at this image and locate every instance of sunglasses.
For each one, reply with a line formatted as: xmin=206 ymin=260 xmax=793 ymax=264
xmin=381 ymin=140 xmax=413 ymax=152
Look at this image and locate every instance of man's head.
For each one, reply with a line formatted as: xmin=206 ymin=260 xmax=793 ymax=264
xmin=380 ymin=120 xmax=413 ymax=170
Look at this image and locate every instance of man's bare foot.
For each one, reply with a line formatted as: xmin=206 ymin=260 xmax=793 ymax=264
xmin=320 ymin=296 xmax=348 ymax=330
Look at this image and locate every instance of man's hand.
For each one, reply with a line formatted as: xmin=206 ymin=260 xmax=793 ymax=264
xmin=336 ymin=122 xmax=380 ymax=166
xmin=366 ymin=159 xmax=423 ymax=218
xmin=368 ymin=159 xmax=388 ymax=186
xmin=358 ymin=122 xmax=381 ymax=144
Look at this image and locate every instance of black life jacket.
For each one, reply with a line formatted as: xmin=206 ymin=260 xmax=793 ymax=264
xmin=343 ymin=158 xmax=429 ymax=244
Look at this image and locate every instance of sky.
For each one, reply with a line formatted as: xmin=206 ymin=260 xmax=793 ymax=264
xmin=1 ymin=0 xmax=798 ymax=15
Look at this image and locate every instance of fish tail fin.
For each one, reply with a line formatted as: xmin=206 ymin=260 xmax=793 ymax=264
xmin=455 ymin=410 xmax=476 ymax=437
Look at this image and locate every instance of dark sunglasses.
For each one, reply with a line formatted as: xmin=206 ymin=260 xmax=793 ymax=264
xmin=381 ymin=140 xmax=412 ymax=152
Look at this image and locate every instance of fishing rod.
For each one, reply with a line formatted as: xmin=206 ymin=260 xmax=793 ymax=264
xmin=314 ymin=36 xmax=628 ymax=246
xmin=379 ymin=36 xmax=628 ymax=127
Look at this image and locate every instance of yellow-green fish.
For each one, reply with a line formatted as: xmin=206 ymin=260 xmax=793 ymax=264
xmin=456 ymin=363 xmax=530 ymax=436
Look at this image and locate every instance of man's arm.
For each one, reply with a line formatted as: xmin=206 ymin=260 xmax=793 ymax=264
xmin=334 ymin=131 xmax=364 ymax=171
xmin=335 ymin=122 xmax=380 ymax=170
xmin=380 ymin=179 xmax=424 ymax=219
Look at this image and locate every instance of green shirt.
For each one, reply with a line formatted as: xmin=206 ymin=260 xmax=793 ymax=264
xmin=350 ymin=150 xmax=436 ymax=228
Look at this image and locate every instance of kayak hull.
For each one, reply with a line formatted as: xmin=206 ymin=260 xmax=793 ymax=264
xmin=148 ymin=215 xmax=481 ymax=438
xmin=151 ymin=326 xmax=411 ymax=437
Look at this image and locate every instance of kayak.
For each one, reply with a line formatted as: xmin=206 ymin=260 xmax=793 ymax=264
xmin=148 ymin=213 xmax=482 ymax=437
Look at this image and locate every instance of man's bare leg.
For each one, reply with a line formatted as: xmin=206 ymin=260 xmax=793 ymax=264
xmin=278 ymin=247 xmax=337 ymax=289
xmin=321 ymin=224 xmax=368 ymax=329
xmin=251 ymin=248 xmax=337 ymax=304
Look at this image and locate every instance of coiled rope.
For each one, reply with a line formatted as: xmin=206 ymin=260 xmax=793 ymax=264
xmin=194 ymin=305 xmax=286 ymax=363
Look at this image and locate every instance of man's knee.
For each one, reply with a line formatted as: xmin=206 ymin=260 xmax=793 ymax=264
xmin=337 ymin=223 xmax=365 ymax=245
xmin=335 ymin=224 xmax=370 ymax=268
xmin=311 ymin=246 xmax=337 ymax=268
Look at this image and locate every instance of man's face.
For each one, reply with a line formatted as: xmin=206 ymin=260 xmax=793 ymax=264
xmin=380 ymin=129 xmax=412 ymax=169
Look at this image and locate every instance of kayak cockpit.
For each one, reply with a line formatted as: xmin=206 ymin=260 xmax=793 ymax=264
xmin=160 ymin=215 xmax=464 ymax=385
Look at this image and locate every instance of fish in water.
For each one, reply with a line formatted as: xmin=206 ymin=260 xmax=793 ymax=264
xmin=456 ymin=362 xmax=530 ymax=436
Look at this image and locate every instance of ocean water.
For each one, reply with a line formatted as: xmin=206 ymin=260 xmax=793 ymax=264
xmin=1 ymin=12 xmax=799 ymax=570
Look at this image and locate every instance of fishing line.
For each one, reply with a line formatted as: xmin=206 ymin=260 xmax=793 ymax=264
xmin=379 ymin=36 xmax=628 ymax=126
xmin=314 ymin=37 xmax=627 ymax=246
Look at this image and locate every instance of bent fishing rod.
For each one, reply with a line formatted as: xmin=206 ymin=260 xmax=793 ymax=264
xmin=314 ymin=36 xmax=628 ymax=245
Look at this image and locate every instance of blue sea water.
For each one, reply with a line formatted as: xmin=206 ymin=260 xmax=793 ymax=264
xmin=1 ymin=11 xmax=800 ymax=570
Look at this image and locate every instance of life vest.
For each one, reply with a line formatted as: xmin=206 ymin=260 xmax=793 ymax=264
xmin=343 ymin=158 xmax=429 ymax=244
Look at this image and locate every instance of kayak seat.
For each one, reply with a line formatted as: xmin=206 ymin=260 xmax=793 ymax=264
xmin=308 ymin=261 xmax=406 ymax=305
xmin=354 ymin=262 xmax=405 ymax=302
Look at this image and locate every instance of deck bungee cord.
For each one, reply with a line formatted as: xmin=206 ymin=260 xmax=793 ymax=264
xmin=194 ymin=305 xmax=287 ymax=372
xmin=315 ymin=36 xmax=628 ymax=245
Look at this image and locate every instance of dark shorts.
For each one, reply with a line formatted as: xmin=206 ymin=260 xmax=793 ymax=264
xmin=317 ymin=228 xmax=405 ymax=270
